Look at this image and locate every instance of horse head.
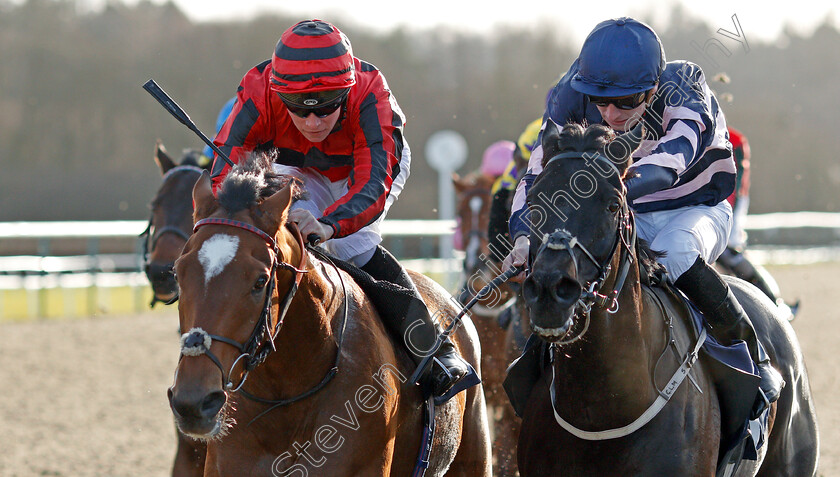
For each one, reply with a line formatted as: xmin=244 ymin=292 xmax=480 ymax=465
xmin=453 ymin=171 xmax=494 ymax=275
xmin=522 ymin=120 xmax=643 ymax=341
xmin=142 ymin=141 xmax=209 ymax=306
xmin=167 ymin=153 xmax=305 ymax=440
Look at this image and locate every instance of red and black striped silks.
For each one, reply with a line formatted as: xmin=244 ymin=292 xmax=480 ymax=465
xmin=270 ymin=19 xmax=356 ymax=94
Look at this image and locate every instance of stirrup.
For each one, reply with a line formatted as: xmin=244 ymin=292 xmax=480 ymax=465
xmin=751 ymin=388 xmax=770 ymax=420
xmin=430 ymin=354 xmax=468 ymax=397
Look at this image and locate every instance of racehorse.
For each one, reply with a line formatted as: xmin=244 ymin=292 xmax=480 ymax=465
xmin=168 ymin=153 xmax=492 ymax=476
xmin=142 ymin=141 xmax=209 ymax=307
xmin=141 ymin=141 xmax=209 ymax=477
xmin=516 ymin=121 xmax=819 ymax=475
xmin=453 ymin=171 xmax=520 ymax=475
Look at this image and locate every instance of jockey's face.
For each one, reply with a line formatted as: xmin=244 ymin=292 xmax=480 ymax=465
xmin=288 ymin=107 xmax=341 ymax=143
xmin=595 ymin=86 xmax=657 ymax=132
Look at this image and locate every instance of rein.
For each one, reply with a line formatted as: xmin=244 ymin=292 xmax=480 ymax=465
xmin=241 ymin=244 xmax=349 ymax=424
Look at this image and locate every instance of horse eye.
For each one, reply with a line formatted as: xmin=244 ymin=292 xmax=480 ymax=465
xmin=253 ymin=275 xmax=269 ymax=291
xmin=608 ymin=200 xmax=621 ymax=214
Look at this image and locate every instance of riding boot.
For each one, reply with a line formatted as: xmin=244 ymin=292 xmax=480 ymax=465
xmin=361 ymin=246 xmax=469 ymax=397
xmin=717 ymin=247 xmax=780 ymax=303
xmin=675 ymin=256 xmax=785 ymax=413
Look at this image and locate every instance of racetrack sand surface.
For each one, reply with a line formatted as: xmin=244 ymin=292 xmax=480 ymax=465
xmin=0 ymin=262 xmax=837 ymax=476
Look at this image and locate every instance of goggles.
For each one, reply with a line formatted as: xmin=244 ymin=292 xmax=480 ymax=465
xmin=588 ymin=90 xmax=649 ymax=110
xmin=278 ymin=89 xmax=349 ymax=118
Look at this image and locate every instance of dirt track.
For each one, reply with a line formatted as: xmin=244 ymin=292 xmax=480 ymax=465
xmin=1 ymin=262 xmax=838 ymax=477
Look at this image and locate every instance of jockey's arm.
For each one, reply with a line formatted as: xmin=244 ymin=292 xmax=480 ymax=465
xmin=625 ymin=164 xmax=677 ymax=202
xmin=503 ymin=126 xmax=548 ymax=282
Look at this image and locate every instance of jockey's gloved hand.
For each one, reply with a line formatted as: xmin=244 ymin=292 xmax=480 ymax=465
xmin=288 ymin=209 xmax=334 ymax=244
xmin=503 ymin=235 xmax=530 ymax=283
xmin=625 ymin=164 xmax=678 ymax=202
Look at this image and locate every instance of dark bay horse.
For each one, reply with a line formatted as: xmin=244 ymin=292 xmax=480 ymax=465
xmin=142 ymin=141 xmax=209 ymax=307
xmin=168 ymin=154 xmax=492 ymax=476
xmin=453 ymin=171 xmax=520 ymax=475
xmin=142 ymin=141 xmax=209 ymax=477
xmin=516 ymin=121 xmax=819 ymax=476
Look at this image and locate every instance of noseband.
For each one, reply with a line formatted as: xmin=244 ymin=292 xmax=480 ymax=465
xmin=179 ymin=217 xmax=308 ymax=392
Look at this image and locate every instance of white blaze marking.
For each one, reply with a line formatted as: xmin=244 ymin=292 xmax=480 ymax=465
xmin=198 ymin=234 xmax=239 ymax=285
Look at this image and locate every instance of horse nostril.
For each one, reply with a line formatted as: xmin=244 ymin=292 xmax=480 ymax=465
xmin=170 ymin=389 xmax=225 ymax=421
xmin=522 ymin=276 xmax=539 ymax=306
xmin=523 ymin=273 xmax=580 ymax=308
xmin=552 ymin=277 xmax=581 ymax=306
xmin=200 ymin=391 xmax=226 ymax=419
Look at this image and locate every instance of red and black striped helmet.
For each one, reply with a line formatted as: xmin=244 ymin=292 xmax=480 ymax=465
xmin=270 ymin=19 xmax=356 ymax=95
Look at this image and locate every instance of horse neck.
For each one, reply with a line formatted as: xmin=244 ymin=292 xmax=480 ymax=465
xmin=555 ymin=248 xmax=663 ymax=408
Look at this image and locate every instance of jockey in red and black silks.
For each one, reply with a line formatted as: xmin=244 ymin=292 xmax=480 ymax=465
xmin=208 ymin=19 xmax=472 ymax=400
xmin=210 ymin=21 xmax=407 ymax=250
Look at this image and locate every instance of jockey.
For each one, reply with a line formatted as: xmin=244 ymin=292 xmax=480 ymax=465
xmin=503 ymin=17 xmax=784 ymax=408
xmin=209 ymin=19 xmax=469 ymax=399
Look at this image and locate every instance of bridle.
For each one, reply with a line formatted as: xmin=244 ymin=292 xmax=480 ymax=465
xmin=533 ymin=151 xmax=636 ymax=321
xmin=535 ymin=152 xmax=707 ymax=441
xmin=140 ymin=165 xmax=204 ymax=305
xmin=178 ymin=217 xmax=308 ymax=393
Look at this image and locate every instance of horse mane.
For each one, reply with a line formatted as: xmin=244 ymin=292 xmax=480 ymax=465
xmin=541 ymin=122 xmax=615 ymax=168
xmin=216 ymin=150 xmax=305 ymax=214
xmin=636 ymin=238 xmax=667 ymax=284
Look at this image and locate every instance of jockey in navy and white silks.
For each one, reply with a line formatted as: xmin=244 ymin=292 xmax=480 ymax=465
xmin=504 ymin=17 xmax=784 ymax=410
xmin=509 ymin=62 xmax=734 ymax=278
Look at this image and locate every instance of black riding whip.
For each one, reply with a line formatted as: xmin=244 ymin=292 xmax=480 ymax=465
xmin=409 ymin=264 xmax=524 ymax=385
xmin=142 ymin=79 xmax=234 ymax=167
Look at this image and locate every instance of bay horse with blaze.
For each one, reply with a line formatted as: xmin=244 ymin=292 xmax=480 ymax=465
xmin=168 ymin=153 xmax=492 ymax=476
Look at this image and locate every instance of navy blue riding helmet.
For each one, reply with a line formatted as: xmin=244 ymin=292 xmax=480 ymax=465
xmin=570 ymin=17 xmax=666 ymax=97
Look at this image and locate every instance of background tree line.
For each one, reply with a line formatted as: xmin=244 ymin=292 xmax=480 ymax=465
xmin=0 ymin=0 xmax=837 ymax=221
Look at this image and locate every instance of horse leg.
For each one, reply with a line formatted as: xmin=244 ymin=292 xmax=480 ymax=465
xmin=446 ymin=386 xmax=493 ymax=476
xmin=171 ymin=427 xmax=206 ymax=477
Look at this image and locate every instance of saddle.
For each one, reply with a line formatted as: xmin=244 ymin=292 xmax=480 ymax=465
xmin=658 ymin=283 xmax=770 ymax=475
xmin=308 ymin=246 xmax=479 ymax=404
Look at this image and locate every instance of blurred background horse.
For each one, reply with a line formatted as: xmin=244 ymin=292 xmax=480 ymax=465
xmin=141 ymin=141 xmax=209 ymax=477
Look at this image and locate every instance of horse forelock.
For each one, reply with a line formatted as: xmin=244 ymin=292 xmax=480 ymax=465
xmin=217 ymin=151 xmax=305 ymax=215
xmin=541 ymin=123 xmax=614 ymax=168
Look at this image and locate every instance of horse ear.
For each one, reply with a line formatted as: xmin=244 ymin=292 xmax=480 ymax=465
xmin=540 ymin=119 xmax=561 ymax=161
xmin=192 ymin=171 xmax=217 ymax=220
xmin=603 ymin=122 xmax=645 ymax=175
xmin=154 ymin=140 xmax=177 ymax=175
xmin=258 ymin=184 xmax=294 ymax=232
xmin=451 ymin=172 xmax=466 ymax=193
